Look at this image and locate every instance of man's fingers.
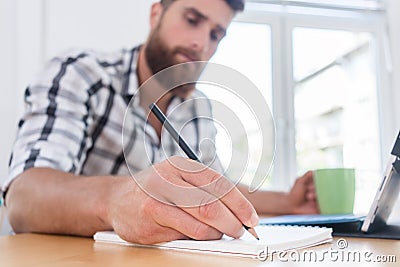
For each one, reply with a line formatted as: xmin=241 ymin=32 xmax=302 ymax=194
xmin=153 ymin=203 xmax=223 ymax=240
xmin=168 ymin=157 xmax=259 ymax=228
xmin=307 ymin=191 xmax=316 ymax=200
xmin=307 ymin=183 xmax=317 ymax=200
xmin=300 ymin=171 xmax=314 ymax=184
xmin=183 ymin=199 xmax=245 ymax=239
xmin=134 ymin=226 xmax=189 ymax=245
xmin=153 ymin=176 xmax=246 ymax=239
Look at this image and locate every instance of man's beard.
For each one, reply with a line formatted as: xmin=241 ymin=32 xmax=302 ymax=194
xmin=145 ymin=25 xmax=206 ymax=98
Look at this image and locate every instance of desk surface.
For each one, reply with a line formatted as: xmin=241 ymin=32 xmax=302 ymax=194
xmin=0 ymin=233 xmax=399 ymax=266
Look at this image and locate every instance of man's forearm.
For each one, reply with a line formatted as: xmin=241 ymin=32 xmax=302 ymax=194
xmin=6 ymin=167 xmax=116 ymax=236
xmin=237 ymin=184 xmax=291 ymax=215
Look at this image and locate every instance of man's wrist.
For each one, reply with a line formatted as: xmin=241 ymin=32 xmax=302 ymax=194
xmin=253 ymin=191 xmax=293 ymax=215
xmin=277 ymin=192 xmax=294 ymax=214
xmin=94 ymin=176 xmax=120 ymax=231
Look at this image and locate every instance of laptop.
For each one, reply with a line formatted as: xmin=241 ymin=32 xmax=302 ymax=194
xmin=260 ymin=131 xmax=400 ymax=240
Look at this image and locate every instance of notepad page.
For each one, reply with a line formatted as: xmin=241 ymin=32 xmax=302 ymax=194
xmin=94 ymin=225 xmax=332 ymax=258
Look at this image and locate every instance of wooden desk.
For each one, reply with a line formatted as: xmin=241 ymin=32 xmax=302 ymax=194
xmin=0 ymin=233 xmax=399 ymax=266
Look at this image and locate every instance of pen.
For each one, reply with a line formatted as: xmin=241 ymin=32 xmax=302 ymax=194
xmin=149 ymin=102 xmax=259 ymax=240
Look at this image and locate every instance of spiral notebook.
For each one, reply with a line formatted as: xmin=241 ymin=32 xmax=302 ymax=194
xmin=94 ymin=225 xmax=332 ymax=258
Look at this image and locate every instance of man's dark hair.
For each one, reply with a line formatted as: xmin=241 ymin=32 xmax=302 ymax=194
xmin=160 ymin=0 xmax=245 ymax=12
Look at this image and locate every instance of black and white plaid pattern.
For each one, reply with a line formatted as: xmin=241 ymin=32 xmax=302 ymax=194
xmin=3 ymin=45 xmax=222 ymax=192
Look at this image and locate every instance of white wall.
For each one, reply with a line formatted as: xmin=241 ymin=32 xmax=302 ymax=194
xmin=0 ymin=0 xmax=18 ymax=190
xmin=44 ymin=0 xmax=152 ymax=58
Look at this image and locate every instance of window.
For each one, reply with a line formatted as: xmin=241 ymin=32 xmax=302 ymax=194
xmin=199 ymin=0 xmax=391 ymax=213
xmin=293 ymin=28 xmax=380 ymax=213
xmin=198 ymin=22 xmax=273 ymax=189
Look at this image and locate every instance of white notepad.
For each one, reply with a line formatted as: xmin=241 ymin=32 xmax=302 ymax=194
xmin=94 ymin=225 xmax=332 ymax=258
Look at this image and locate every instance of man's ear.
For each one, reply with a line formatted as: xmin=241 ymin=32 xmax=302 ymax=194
xmin=150 ymin=3 xmax=163 ymax=30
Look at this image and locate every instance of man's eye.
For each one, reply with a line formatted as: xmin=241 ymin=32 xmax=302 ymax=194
xmin=186 ymin=17 xmax=198 ymax=26
xmin=210 ymin=31 xmax=222 ymax=42
xmin=210 ymin=32 xmax=218 ymax=41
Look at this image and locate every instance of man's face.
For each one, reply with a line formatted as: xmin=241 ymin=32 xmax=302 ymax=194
xmin=145 ymin=0 xmax=235 ymax=96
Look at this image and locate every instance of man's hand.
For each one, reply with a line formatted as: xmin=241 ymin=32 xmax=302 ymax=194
xmin=287 ymin=171 xmax=319 ymax=214
xmin=107 ymin=156 xmax=259 ymax=244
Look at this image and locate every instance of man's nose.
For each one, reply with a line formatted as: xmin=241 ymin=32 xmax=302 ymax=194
xmin=189 ymin=28 xmax=210 ymax=56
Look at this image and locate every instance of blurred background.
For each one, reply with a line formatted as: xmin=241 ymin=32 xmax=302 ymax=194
xmin=1 ymin=0 xmax=400 ymax=233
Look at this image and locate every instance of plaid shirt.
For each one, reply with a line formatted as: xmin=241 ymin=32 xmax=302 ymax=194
xmin=3 ymin=45 xmax=222 ymax=192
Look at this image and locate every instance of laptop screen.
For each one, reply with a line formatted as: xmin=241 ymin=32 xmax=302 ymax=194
xmin=361 ymin=130 xmax=400 ymax=232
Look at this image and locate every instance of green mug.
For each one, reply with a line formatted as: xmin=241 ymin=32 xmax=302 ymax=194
xmin=314 ymin=168 xmax=355 ymax=214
